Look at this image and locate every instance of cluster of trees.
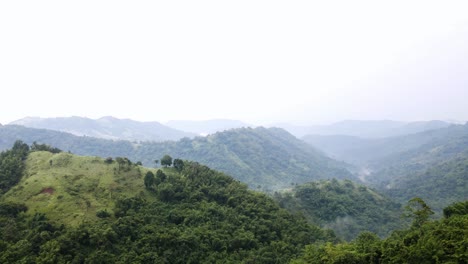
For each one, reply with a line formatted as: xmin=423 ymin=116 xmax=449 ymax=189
xmin=292 ymin=200 xmax=468 ymax=263
xmin=0 ymin=141 xmax=30 ymax=194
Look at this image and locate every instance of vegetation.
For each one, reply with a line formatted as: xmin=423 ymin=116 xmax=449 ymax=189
xmin=0 ymin=140 xmax=29 ymax=194
xmin=275 ymin=180 xmax=404 ymax=240
xmin=292 ymin=200 xmax=468 ymax=264
xmin=0 ymin=145 xmax=335 ymax=263
xmin=384 ymin=156 xmax=468 ymax=213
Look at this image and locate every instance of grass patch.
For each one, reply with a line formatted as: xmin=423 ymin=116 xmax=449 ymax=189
xmin=2 ymin=151 xmax=157 ymax=226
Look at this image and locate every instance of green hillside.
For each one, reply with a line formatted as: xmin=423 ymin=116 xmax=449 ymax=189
xmin=3 ymin=151 xmax=154 ymax=226
xmin=384 ymin=156 xmax=468 ymax=213
xmin=292 ymin=200 xmax=468 ymax=264
xmin=275 ymin=179 xmax=404 ymax=241
xmin=0 ymin=125 xmax=355 ymax=189
xmin=0 ymin=145 xmax=334 ymax=263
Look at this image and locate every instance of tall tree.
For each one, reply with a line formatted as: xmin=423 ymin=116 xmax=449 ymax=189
xmin=160 ymin=155 xmax=172 ymax=167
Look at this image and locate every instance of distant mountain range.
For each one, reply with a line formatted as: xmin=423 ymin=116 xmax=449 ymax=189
xmin=165 ymin=119 xmax=252 ymax=135
xmin=279 ymin=120 xmax=452 ymax=138
xmin=10 ymin=116 xmax=196 ymax=142
xmin=0 ymin=125 xmax=354 ymax=189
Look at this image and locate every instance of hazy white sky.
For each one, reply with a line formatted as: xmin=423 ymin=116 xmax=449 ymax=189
xmin=1 ymin=1 xmax=468 ymax=125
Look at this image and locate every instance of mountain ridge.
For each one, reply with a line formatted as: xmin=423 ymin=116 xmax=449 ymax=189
xmin=0 ymin=125 xmax=355 ymax=189
xmin=10 ymin=116 xmax=196 ymax=142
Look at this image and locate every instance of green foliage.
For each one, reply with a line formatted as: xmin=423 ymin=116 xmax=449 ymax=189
xmin=275 ymin=179 xmax=404 ymax=240
xmin=96 ymin=209 xmax=111 ymax=218
xmin=0 ymin=150 xmax=335 ymax=263
xmin=443 ymin=200 xmax=468 ymax=218
xmin=293 ymin=200 xmax=468 ymax=264
xmin=160 ymin=154 xmax=172 ymax=167
xmin=384 ymin=156 xmax=468 ymax=213
xmin=404 ymin=197 xmax=434 ymax=228
xmin=173 ymin=158 xmax=184 ymax=171
xmin=143 ymin=171 xmax=155 ymax=189
xmin=31 ymin=141 xmax=62 ymax=153
xmin=0 ymin=140 xmax=29 ymax=194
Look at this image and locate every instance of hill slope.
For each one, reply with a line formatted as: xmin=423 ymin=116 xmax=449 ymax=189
xmin=11 ymin=116 xmax=195 ymax=141
xmin=275 ymin=179 xmax=403 ymax=240
xmin=0 ymin=125 xmax=355 ymax=189
xmin=0 ymin=149 xmax=333 ymax=263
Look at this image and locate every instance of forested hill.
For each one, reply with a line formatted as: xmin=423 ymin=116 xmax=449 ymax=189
xmin=10 ymin=116 xmax=196 ymax=142
xmin=275 ymin=179 xmax=403 ymax=240
xmin=0 ymin=145 xmax=334 ymax=263
xmin=0 ymin=125 xmax=355 ymax=189
xmin=383 ymin=156 xmax=468 ymax=213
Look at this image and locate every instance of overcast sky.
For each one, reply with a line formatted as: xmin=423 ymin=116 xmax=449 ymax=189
xmin=1 ymin=1 xmax=468 ymax=125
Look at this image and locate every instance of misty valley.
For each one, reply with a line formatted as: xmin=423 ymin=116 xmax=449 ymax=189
xmin=0 ymin=117 xmax=467 ymax=263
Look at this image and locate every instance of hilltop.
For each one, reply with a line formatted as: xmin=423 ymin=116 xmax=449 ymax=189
xmin=0 ymin=125 xmax=356 ymax=189
xmin=11 ymin=116 xmax=196 ymax=142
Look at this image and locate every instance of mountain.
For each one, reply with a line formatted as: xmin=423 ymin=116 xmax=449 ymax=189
xmin=166 ymin=119 xmax=251 ymax=135
xmin=0 ymin=147 xmax=333 ymax=263
xmin=275 ymin=179 xmax=403 ymax=240
xmin=282 ymin=120 xmax=452 ymax=138
xmin=10 ymin=116 xmax=196 ymax=142
xmin=303 ymin=123 xmax=466 ymax=167
xmin=304 ymin=123 xmax=468 ymax=212
xmin=0 ymin=125 xmax=356 ymax=189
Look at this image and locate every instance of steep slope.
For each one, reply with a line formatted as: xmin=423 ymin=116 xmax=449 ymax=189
xmin=166 ymin=119 xmax=251 ymax=135
xmin=11 ymin=116 xmax=195 ymax=141
xmin=275 ymin=179 xmax=403 ymax=240
xmin=0 ymin=149 xmax=333 ymax=263
xmin=0 ymin=125 xmax=355 ymax=189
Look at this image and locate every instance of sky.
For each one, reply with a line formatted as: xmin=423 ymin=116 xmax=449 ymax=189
xmin=1 ymin=1 xmax=468 ymax=126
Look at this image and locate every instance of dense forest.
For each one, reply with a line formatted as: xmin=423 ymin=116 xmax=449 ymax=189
xmin=292 ymin=199 xmax=468 ymax=264
xmin=274 ymin=180 xmax=404 ymax=240
xmin=0 ymin=125 xmax=354 ymax=189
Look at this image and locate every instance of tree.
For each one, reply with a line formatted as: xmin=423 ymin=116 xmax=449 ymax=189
xmin=154 ymin=160 xmax=159 ymax=168
xmin=405 ymin=197 xmax=434 ymax=228
xmin=144 ymin=171 xmax=155 ymax=190
xmin=155 ymin=170 xmax=167 ymax=185
xmin=161 ymin=155 xmax=172 ymax=167
xmin=173 ymin=159 xmax=184 ymax=171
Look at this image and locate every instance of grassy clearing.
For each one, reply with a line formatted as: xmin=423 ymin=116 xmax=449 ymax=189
xmin=3 ymin=151 xmax=157 ymax=226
